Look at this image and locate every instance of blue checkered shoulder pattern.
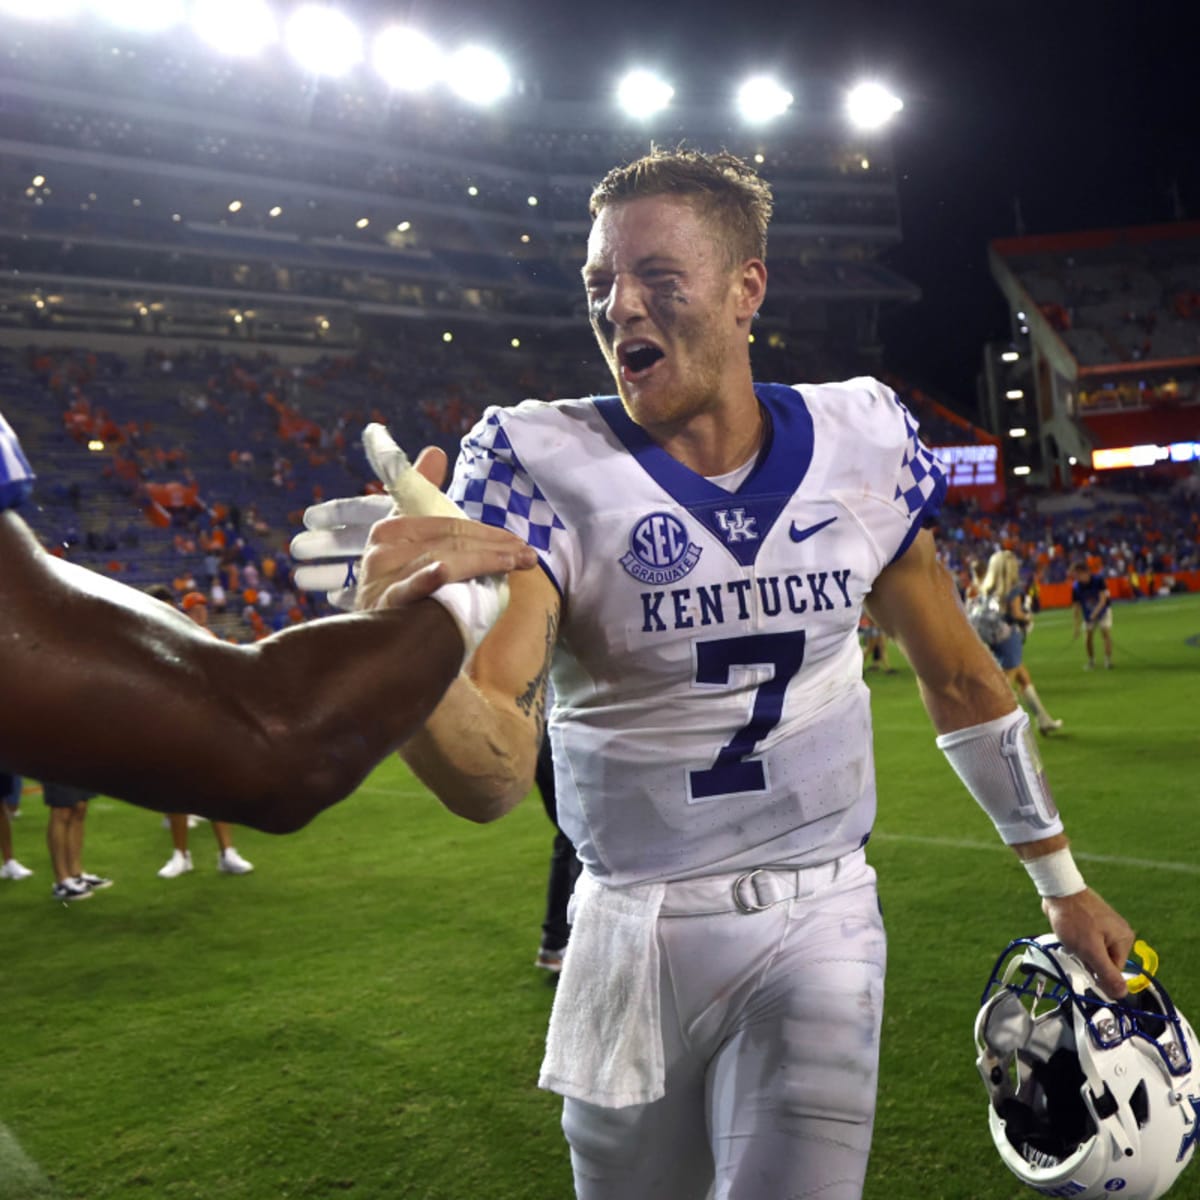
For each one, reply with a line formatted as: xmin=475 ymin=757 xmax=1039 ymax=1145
xmin=891 ymin=395 xmax=946 ymax=521
xmin=0 ymin=409 xmax=35 ymax=511
xmin=449 ymin=409 xmax=567 ymax=554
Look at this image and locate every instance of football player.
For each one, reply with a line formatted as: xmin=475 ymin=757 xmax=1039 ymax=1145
xmin=0 ymin=410 xmax=535 ymax=834
xmin=307 ymin=149 xmax=1136 ymax=1200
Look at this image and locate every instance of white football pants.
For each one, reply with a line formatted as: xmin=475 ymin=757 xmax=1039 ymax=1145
xmin=562 ymin=853 xmax=886 ymax=1200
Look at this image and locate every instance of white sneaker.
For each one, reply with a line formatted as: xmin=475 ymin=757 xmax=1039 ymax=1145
xmin=218 ymin=848 xmax=254 ymax=875
xmin=1039 ymin=718 xmax=1064 ymax=735
xmin=0 ymin=858 xmax=33 ymax=880
xmin=157 ymin=850 xmax=194 ymax=879
xmin=186 ymin=815 xmax=207 ymax=828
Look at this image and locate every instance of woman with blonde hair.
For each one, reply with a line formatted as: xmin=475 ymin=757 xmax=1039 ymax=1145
xmin=977 ymin=549 xmax=1063 ymax=735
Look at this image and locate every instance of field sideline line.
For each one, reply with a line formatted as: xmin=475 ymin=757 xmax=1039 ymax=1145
xmin=0 ymin=1121 xmax=57 ymax=1199
xmin=351 ymin=788 xmax=1200 ymax=877
xmin=873 ymin=831 xmax=1200 ymax=875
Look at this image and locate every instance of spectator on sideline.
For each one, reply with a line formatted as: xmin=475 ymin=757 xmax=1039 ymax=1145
xmin=534 ymin=734 xmax=582 ymax=975
xmin=859 ymin=617 xmax=896 ymax=674
xmin=978 ymin=550 xmax=1063 ymax=735
xmin=0 ymin=409 xmax=537 ymax=832
xmin=43 ymin=782 xmax=111 ymax=902
xmin=1071 ymin=559 xmax=1115 ymax=669
xmin=0 ymin=772 xmax=33 ymax=881
xmin=2 ymin=770 xmax=19 ymax=820
xmin=145 ymin=588 xmax=254 ymax=879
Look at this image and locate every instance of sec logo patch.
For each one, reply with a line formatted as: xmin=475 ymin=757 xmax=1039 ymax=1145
xmin=620 ymin=512 xmax=702 ymax=585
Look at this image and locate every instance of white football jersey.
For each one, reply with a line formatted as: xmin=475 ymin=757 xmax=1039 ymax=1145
xmin=0 ymin=409 xmax=35 ymax=512
xmin=449 ymin=379 xmax=946 ymax=886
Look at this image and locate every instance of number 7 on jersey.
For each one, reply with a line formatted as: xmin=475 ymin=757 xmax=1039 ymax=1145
xmin=688 ymin=631 xmax=807 ymax=802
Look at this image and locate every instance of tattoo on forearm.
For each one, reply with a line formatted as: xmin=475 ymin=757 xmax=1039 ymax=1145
xmin=515 ymin=610 xmax=558 ymax=742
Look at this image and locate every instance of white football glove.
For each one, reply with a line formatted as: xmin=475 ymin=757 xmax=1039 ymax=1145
xmin=290 ymin=494 xmax=392 ymax=611
xmin=291 ymin=425 xmax=510 ymax=659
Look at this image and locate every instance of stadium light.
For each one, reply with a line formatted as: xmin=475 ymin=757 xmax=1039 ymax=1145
xmin=1000 ymin=350 xmax=1020 ymax=363
xmin=0 ymin=0 xmax=83 ymax=17
xmin=92 ymin=0 xmax=186 ymax=33
xmin=191 ymin=0 xmax=277 ymax=57
xmin=617 ymin=69 xmax=674 ymax=118
xmin=1008 ymin=427 xmax=1027 ymax=438
xmin=736 ymin=76 xmax=793 ymax=123
xmin=447 ymin=45 xmax=511 ymax=105
xmin=1012 ymin=465 xmax=1031 ymax=476
xmin=845 ymin=81 xmax=903 ymax=130
xmin=373 ymin=26 xmax=443 ymax=91
xmin=285 ymin=5 xmax=364 ymax=78
xmin=1005 ymin=388 xmax=1024 ymax=400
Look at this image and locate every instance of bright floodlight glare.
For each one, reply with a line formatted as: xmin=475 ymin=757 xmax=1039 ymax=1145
xmin=0 ymin=0 xmax=82 ymax=17
xmin=447 ymin=44 xmax=511 ymax=105
xmin=736 ymin=76 xmax=793 ymax=123
xmin=373 ymin=26 xmax=443 ymax=91
xmin=285 ymin=5 xmax=364 ymax=78
xmin=192 ymin=0 xmax=277 ymax=57
xmin=92 ymin=0 xmax=186 ymax=32
xmin=846 ymin=81 xmax=903 ymax=130
xmin=617 ymin=69 xmax=674 ymax=118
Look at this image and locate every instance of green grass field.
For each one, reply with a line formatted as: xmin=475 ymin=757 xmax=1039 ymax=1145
xmin=4 ymin=595 xmax=1199 ymax=1200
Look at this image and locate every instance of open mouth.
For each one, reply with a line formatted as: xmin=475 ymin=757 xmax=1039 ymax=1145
xmin=617 ymin=340 xmax=666 ymax=380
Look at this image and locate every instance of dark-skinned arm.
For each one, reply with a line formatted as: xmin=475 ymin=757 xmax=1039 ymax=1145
xmin=0 ymin=508 xmax=534 ymax=832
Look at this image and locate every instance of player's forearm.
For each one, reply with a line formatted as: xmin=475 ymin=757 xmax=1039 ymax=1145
xmin=212 ymin=602 xmax=468 ymax=829
xmin=916 ymin=656 xmax=1016 ymax=734
xmin=400 ymin=674 xmax=536 ymax=822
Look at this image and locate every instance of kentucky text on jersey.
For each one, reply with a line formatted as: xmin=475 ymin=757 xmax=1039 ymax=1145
xmin=640 ymin=570 xmax=854 ymax=633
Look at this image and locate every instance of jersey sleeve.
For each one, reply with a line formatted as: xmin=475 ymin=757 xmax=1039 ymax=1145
xmin=0 ymin=410 xmax=36 ymax=511
xmin=448 ymin=405 xmax=570 ymax=592
xmin=883 ymin=383 xmax=947 ymax=562
xmin=813 ymin=377 xmax=946 ymax=566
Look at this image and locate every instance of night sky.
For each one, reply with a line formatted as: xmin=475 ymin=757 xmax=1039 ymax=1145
xmin=370 ymin=0 xmax=1198 ymax=413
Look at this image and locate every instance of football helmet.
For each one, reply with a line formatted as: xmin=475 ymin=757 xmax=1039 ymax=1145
xmin=975 ymin=935 xmax=1199 ymax=1199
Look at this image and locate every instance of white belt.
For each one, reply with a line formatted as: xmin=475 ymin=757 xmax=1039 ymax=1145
xmin=658 ymin=848 xmax=867 ymax=917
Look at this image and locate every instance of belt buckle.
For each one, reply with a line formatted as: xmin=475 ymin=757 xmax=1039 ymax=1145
xmin=733 ymin=868 xmax=770 ymax=913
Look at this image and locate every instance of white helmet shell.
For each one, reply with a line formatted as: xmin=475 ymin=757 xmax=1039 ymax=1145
xmin=975 ymin=935 xmax=1199 ymax=1199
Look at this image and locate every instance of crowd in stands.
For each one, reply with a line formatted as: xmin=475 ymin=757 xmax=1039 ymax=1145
xmin=4 ymin=341 xmax=1197 ymax=643
xmin=934 ymin=479 xmax=1200 ymax=599
xmin=1012 ymin=244 xmax=1200 ymax=369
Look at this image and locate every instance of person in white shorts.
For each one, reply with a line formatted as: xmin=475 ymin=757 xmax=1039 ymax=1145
xmin=329 ymin=148 xmax=1136 ymax=1200
xmin=1070 ymin=559 xmax=1114 ymax=669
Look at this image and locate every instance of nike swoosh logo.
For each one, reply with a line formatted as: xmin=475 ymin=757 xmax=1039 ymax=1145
xmin=789 ymin=516 xmax=838 ymax=543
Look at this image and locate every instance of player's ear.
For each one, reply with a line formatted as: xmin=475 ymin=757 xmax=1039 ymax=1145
xmin=735 ymin=259 xmax=767 ymax=322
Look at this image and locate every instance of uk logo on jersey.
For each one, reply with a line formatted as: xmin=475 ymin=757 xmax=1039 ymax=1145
xmin=714 ymin=508 xmax=758 ymax=543
xmin=620 ymin=512 xmax=702 ymax=584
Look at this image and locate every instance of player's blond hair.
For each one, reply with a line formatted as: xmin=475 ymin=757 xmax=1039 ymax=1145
xmin=588 ymin=147 xmax=774 ymax=266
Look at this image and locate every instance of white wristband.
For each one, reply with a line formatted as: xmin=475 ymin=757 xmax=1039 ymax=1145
xmin=1022 ymin=848 xmax=1087 ymax=898
xmin=429 ymin=575 xmax=509 ymax=662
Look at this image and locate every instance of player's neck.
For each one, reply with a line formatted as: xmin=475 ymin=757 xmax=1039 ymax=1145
xmin=653 ymin=384 xmax=765 ymax=477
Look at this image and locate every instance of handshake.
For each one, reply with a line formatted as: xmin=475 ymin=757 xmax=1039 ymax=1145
xmin=290 ymin=425 xmax=536 ymax=658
